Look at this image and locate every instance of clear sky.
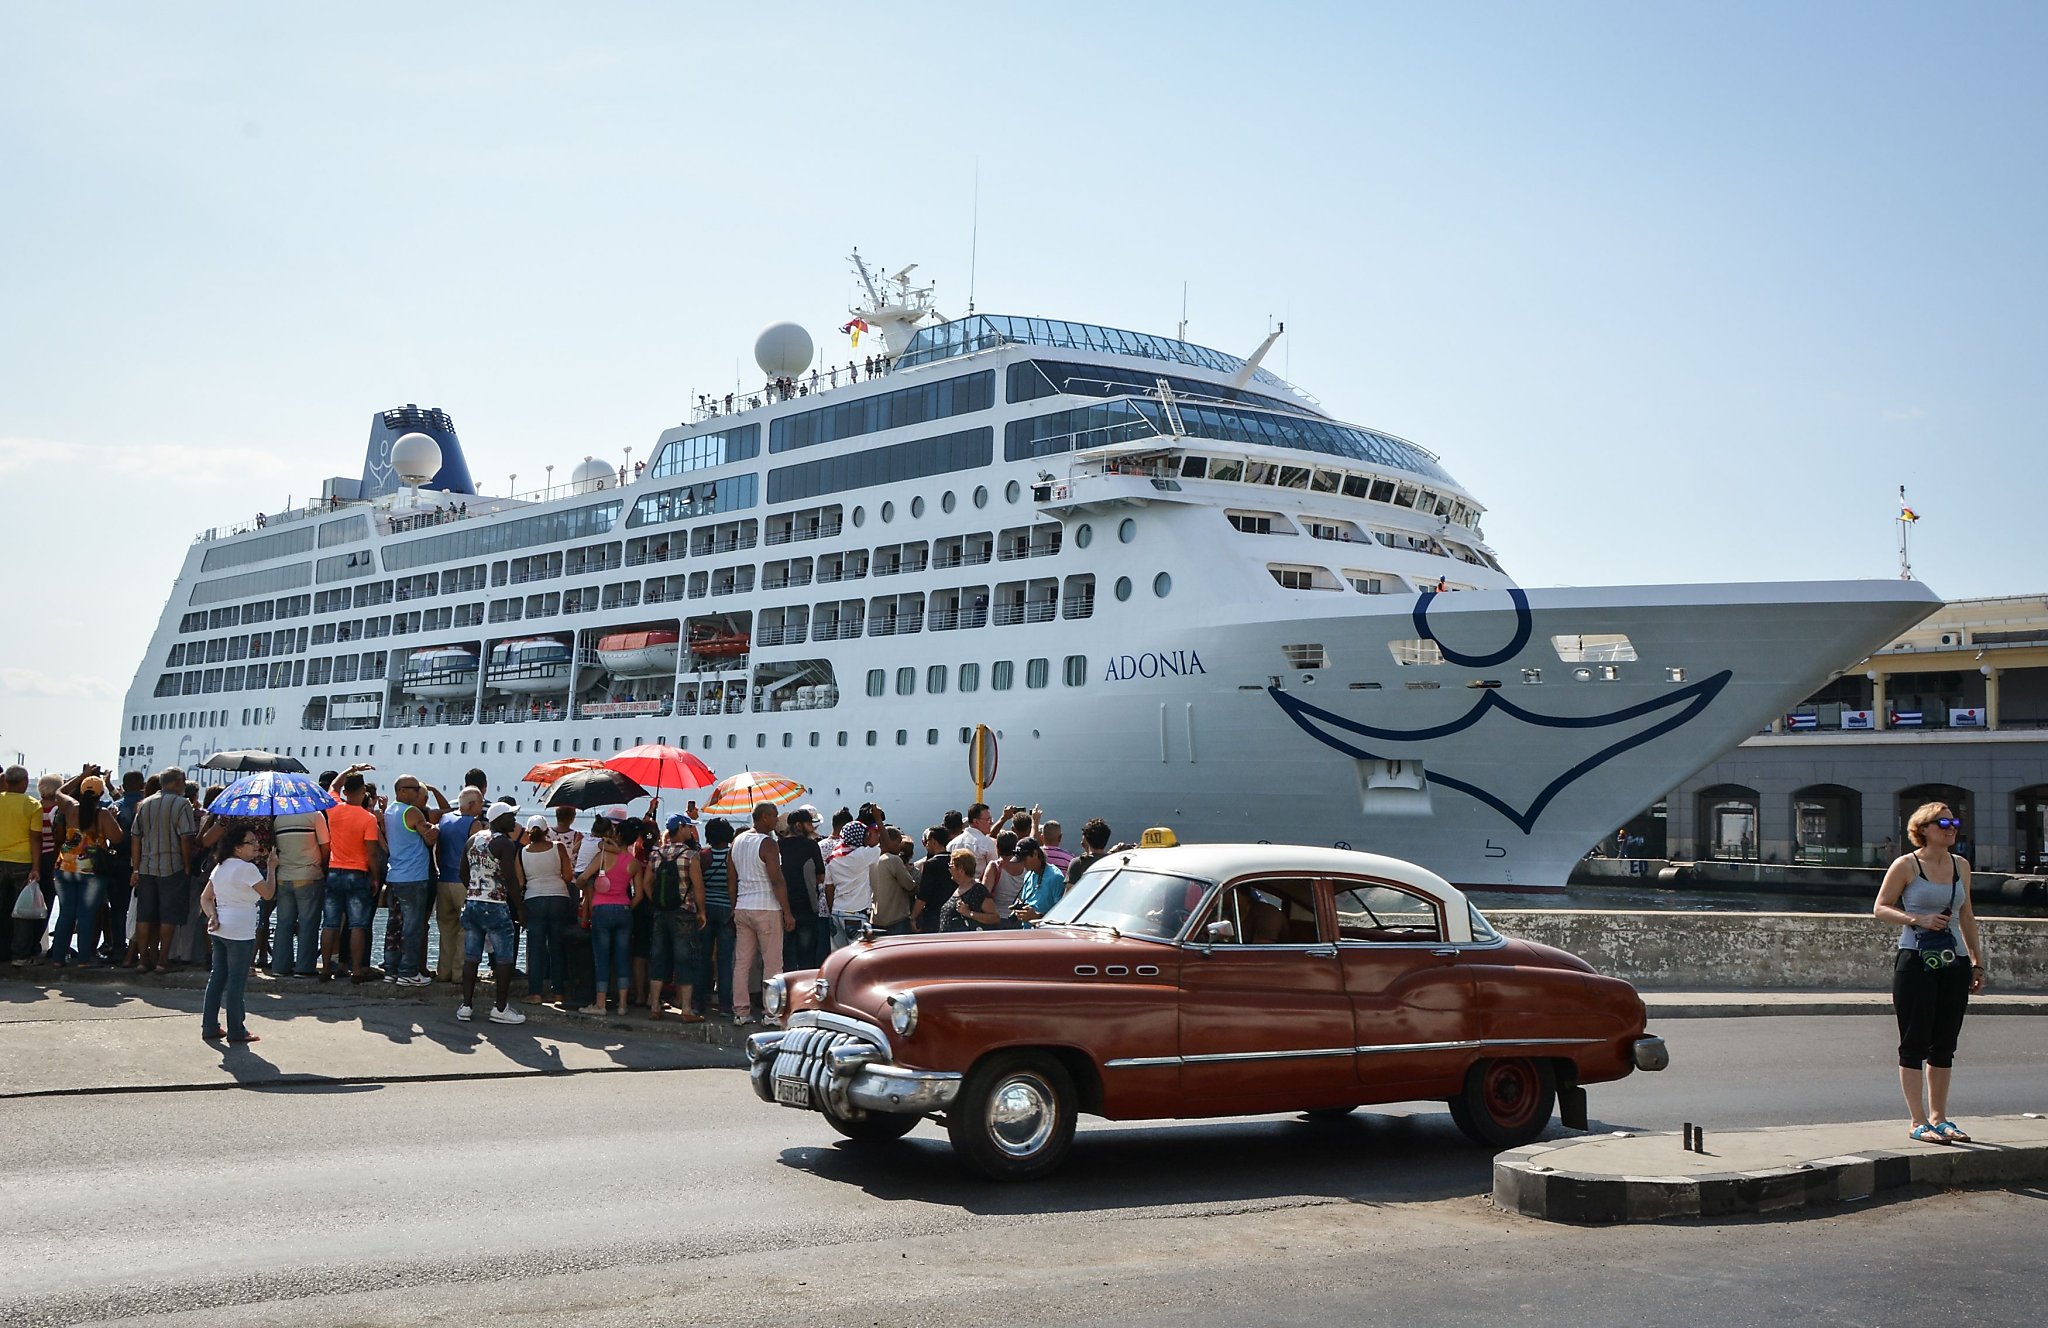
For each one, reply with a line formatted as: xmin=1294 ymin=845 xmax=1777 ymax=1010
xmin=2 ymin=1 xmax=2043 ymax=775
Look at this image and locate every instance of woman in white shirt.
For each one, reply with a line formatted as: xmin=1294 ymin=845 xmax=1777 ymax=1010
xmin=520 ymin=816 xmax=575 ymax=1005
xmin=199 ymin=826 xmax=275 ymax=1044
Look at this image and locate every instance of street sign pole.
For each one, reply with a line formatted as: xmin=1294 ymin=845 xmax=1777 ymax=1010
xmin=968 ymin=723 xmax=998 ymax=803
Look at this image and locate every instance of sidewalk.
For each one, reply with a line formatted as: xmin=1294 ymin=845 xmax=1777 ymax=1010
xmin=1642 ymin=990 xmax=2048 ymax=1017
xmin=0 ymin=968 xmax=743 ymax=1099
xmin=1496 ymin=1115 xmax=2048 ymax=1223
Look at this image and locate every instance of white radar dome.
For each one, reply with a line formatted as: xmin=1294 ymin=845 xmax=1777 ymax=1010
xmin=754 ymin=321 xmax=814 ymax=379
xmin=391 ymin=432 xmax=442 ymax=486
xmin=571 ymin=456 xmax=613 ymax=492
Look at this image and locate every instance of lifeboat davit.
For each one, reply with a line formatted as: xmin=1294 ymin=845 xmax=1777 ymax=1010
xmin=400 ymin=646 xmax=480 ymax=699
xmin=487 ymin=637 xmax=573 ymax=693
xmin=596 ymin=629 xmax=681 ymax=678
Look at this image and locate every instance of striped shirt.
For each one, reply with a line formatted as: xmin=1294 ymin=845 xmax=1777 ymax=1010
xmin=131 ymin=791 xmax=198 ymax=877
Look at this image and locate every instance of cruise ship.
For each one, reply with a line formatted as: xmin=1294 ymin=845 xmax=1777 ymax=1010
xmin=114 ymin=255 xmax=1939 ymax=889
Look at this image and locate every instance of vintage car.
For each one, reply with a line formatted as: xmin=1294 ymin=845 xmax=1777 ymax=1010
xmin=746 ymin=844 xmax=1667 ymax=1180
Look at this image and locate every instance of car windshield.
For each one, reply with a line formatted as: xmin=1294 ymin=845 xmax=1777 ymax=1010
xmin=1039 ymin=867 xmax=1211 ymax=941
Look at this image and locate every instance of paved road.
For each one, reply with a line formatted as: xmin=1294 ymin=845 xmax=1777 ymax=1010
xmin=3 ymin=1016 xmax=2045 ymax=1327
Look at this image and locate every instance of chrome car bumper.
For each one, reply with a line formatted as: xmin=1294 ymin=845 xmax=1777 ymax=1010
xmin=1632 ymin=1035 xmax=1670 ymax=1072
xmin=747 ymin=1026 xmax=962 ymax=1118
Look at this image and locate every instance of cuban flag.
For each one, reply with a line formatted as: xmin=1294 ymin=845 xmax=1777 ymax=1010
xmin=1890 ymin=710 xmax=1924 ymax=727
xmin=1786 ymin=713 xmax=1819 ymax=730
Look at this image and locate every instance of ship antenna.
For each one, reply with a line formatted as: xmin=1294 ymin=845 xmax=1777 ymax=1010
xmin=1177 ymin=281 xmax=1188 ymax=342
xmin=967 ymin=160 xmax=980 ymax=316
xmin=1896 ymin=485 xmax=1918 ymax=580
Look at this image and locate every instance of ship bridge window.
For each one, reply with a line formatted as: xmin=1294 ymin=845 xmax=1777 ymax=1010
xmin=1551 ymin=633 xmax=1638 ymax=664
xmin=628 ymin=474 xmax=758 ymax=528
xmin=386 ymin=500 xmax=623 ymax=571
xmin=200 ymin=524 xmax=317 ymax=573
xmin=1388 ymin=639 xmax=1446 ymax=667
xmin=651 ymin=423 xmax=761 ymax=477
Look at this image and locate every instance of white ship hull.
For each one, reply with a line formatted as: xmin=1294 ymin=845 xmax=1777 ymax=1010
xmin=118 ymin=302 xmax=1940 ymax=888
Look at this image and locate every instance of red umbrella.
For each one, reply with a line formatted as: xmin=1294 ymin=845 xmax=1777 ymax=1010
xmin=604 ymin=744 xmax=716 ymax=792
xmin=522 ymin=757 xmax=607 ymax=787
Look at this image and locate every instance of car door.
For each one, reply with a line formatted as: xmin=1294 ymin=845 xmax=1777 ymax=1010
xmin=1333 ymin=880 xmax=1477 ymax=1098
xmin=1176 ymin=876 xmax=1357 ymax=1111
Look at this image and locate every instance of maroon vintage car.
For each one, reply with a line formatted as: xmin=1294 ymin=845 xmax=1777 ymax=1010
xmin=747 ymin=844 xmax=1667 ymax=1180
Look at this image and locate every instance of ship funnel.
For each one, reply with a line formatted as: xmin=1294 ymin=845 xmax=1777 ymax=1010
xmin=359 ymin=405 xmax=477 ymax=499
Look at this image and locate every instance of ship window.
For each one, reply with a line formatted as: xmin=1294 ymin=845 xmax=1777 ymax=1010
xmin=1523 ymin=668 xmax=1544 ymax=684
xmin=1026 ymin=658 xmax=1050 ymax=689
xmin=896 ymin=729 xmax=908 ymax=745
xmin=881 ymin=501 xmax=894 ymax=523
xmin=927 ymin=728 xmax=940 ymax=745
xmin=1388 ymin=639 xmax=1446 ymax=667
xmin=1552 ymin=633 xmax=1638 ymax=663
xmin=1063 ymin=655 xmax=1087 ymax=687
xmin=896 ymin=667 xmax=916 ymax=696
xmin=781 ymin=733 xmax=791 ymax=748
xmin=867 ymin=669 xmax=885 ymax=697
xmin=1667 ymin=667 xmax=1687 ymax=683
xmin=942 ymin=491 xmax=956 ymax=513
xmin=973 ymin=485 xmax=988 ymax=509
xmin=851 ymin=505 xmax=865 ymax=528
xmin=1005 ymin=480 xmax=1021 ymax=504
xmin=911 ymin=496 xmax=925 ymax=518
xmin=1228 ymin=513 xmax=1274 ymax=534
xmin=1153 ymin=572 xmax=1173 ymax=598
xmin=959 ymin=662 xmax=980 ymax=692
xmin=1180 ymin=455 xmax=1208 ymax=479
xmin=1368 ymin=479 xmax=1396 ymax=503
xmin=1283 ymin=644 xmax=1329 ymax=670
xmin=726 ymin=734 xmax=736 ymax=748
xmin=809 ymin=732 xmax=819 ymax=747
xmin=837 ymin=731 xmax=847 ymax=746
xmin=572 ymin=739 xmax=581 ymax=751
xmin=1114 ymin=576 xmax=1132 ymax=602
xmin=1118 ymin=518 xmax=1136 ymax=543
xmin=992 ymin=660 xmax=1015 ymax=691
xmin=1278 ymin=466 xmax=1312 ymax=489
xmin=927 ymin=664 xmax=947 ymax=694
xmin=1074 ymin=523 xmax=1092 ymax=549
xmin=866 ymin=730 xmax=878 ymax=746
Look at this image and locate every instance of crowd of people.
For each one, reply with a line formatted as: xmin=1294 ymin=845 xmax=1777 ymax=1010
xmin=2 ymin=758 xmax=1125 ymax=1040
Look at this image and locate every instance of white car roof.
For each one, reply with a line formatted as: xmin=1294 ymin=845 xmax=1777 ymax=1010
xmin=1089 ymin=843 xmax=1471 ymax=918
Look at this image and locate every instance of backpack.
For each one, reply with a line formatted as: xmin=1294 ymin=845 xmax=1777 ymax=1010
xmin=652 ymin=849 xmax=693 ymax=914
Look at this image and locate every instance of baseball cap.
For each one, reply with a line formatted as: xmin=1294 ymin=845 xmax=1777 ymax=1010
xmin=665 ymin=813 xmax=689 ymax=831
xmin=486 ymin=800 xmax=520 ymax=822
xmin=1009 ymin=836 xmax=1042 ymax=861
xmin=525 ymin=815 xmax=548 ymax=832
xmin=601 ymin=807 xmax=630 ymax=821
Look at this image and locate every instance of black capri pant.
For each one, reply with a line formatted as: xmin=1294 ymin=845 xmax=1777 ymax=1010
xmin=1893 ymin=950 xmax=1972 ymax=1069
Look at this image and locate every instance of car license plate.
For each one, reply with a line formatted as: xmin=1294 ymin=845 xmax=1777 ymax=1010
xmin=774 ymin=1076 xmax=812 ymax=1108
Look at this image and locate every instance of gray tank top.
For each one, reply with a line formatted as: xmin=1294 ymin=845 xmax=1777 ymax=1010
xmin=1897 ymin=853 xmax=1970 ymax=959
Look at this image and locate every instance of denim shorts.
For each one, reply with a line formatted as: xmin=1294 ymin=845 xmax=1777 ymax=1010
xmin=461 ymin=899 xmax=519 ymax=967
xmin=321 ymin=870 xmax=376 ymax=930
xmin=135 ymin=873 xmax=193 ymax=926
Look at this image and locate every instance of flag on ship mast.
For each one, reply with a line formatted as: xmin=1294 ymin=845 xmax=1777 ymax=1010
xmin=1895 ymin=485 xmax=1920 ymax=580
xmin=840 ymin=317 xmax=868 ymax=347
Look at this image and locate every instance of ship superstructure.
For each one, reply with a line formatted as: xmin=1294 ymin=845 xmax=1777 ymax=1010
xmin=116 ymin=255 xmax=1937 ymax=888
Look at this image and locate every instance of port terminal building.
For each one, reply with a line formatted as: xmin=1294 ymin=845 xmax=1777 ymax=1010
xmin=1648 ymin=594 xmax=2048 ymax=874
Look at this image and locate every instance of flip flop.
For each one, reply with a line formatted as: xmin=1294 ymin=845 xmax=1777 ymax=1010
xmin=1933 ymin=1120 xmax=1972 ymax=1143
xmin=1909 ymin=1123 xmax=1948 ymax=1144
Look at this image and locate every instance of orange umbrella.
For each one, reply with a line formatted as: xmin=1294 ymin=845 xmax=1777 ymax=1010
xmin=700 ymin=771 xmax=808 ymax=816
xmin=522 ymin=757 xmax=607 ymax=787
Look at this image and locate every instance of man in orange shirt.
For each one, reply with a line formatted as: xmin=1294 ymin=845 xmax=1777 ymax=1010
xmin=320 ymin=771 xmax=384 ymax=982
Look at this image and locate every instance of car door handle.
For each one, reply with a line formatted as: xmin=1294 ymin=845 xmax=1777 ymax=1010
xmin=1305 ymin=946 xmax=1338 ymax=958
xmin=1430 ymin=947 xmax=1458 ymax=957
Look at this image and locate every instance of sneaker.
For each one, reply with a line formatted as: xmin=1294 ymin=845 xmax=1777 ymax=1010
xmin=455 ymin=1004 xmax=474 ymax=1021
xmin=382 ymin=974 xmax=398 ymax=985
xmin=488 ymin=1005 xmax=527 ymax=1025
xmin=396 ymin=974 xmax=432 ymax=987
xmin=733 ymin=1012 xmax=755 ymax=1026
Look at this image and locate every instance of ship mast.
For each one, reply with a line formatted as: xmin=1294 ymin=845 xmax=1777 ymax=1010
xmin=848 ymin=249 xmax=941 ymax=364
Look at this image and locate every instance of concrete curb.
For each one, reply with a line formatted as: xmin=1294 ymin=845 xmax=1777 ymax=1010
xmin=4 ymin=962 xmax=755 ymax=1051
xmin=1644 ymin=995 xmax=2048 ymax=1018
xmin=1494 ymin=1119 xmax=2048 ymax=1223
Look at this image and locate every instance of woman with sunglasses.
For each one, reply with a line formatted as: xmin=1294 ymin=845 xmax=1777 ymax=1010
xmin=1873 ymin=803 xmax=1986 ymax=1144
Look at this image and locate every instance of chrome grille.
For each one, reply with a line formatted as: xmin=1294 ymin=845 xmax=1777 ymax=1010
xmin=771 ymin=1026 xmax=866 ymax=1111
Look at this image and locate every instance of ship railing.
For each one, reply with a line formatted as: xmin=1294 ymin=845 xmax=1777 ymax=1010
xmin=927 ymin=608 xmax=962 ymax=631
xmin=996 ymin=541 xmax=1062 ymax=562
xmin=1063 ymin=596 xmax=1096 ymax=620
xmin=686 ymin=368 xmax=888 ymax=425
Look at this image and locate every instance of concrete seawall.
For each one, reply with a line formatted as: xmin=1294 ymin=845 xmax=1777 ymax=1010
xmin=1490 ymin=910 xmax=2048 ymax=992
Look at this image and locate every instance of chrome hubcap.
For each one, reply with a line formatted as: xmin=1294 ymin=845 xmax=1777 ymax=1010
xmin=986 ymin=1073 xmax=1057 ymax=1157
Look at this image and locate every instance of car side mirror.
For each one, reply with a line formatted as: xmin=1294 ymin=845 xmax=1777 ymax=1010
xmin=1204 ymin=920 xmax=1235 ymax=944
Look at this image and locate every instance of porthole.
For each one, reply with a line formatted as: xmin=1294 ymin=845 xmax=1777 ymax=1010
xmin=1075 ymin=523 xmax=1093 ymax=549
xmin=1154 ymin=572 xmax=1173 ymax=598
xmin=781 ymin=733 xmax=792 ymax=747
xmin=851 ymin=505 xmax=866 ymax=527
xmin=1118 ymin=517 xmax=1137 ymax=543
xmin=927 ymin=728 xmax=940 ymax=745
xmin=1004 ymin=479 xmax=1021 ymax=503
xmin=942 ymin=491 xmax=956 ymax=514
xmin=973 ymin=485 xmax=989 ymax=509
xmin=1114 ymin=576 xmax=1133 ymax=602
xmin=881 ymin=500 xmax=895 ymax=523
xmin=911 ymin=495 xmax=926 ymax=518
xmin=895 ymin=729 xmax=908 ymax=746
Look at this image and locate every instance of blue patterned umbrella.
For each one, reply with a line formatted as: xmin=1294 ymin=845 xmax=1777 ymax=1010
xmin=212 ymin=771 xmax=337 ymax=817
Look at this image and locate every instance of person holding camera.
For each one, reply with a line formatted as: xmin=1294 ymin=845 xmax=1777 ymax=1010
xmin=1874 ymin=801 xmax=1986 ymax=1144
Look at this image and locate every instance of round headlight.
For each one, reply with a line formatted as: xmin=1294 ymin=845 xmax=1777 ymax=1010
xmin=888 ymin=990 xmax=919 ymax=1038
xmin=762 ymin=975 xmax=786 ymax=1019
